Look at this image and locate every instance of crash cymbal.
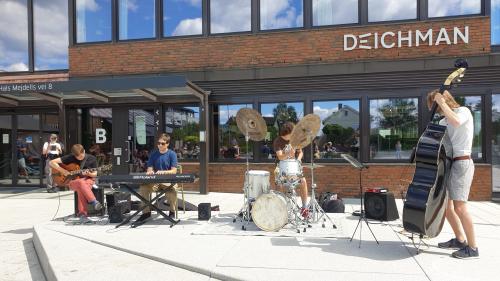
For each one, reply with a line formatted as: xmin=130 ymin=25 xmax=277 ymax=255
xmin=290 ymin=114 xmax=321 ymax=148
xmin=236 ymin=108 xmax=267 ymax=141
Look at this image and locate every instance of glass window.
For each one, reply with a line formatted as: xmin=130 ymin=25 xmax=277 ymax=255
xmin=163 ymin=0 xmax=202 ymax=36
xmin=0 ymin=116 xmax=13 ymax=184
xmin=119 ymin=0 xmax=155 ymax=40
xmin=313 ymin=100 xmax=360 ymax=160
xmin=368 ymin=0 xmax=417 ymax=22
xmin=81 ymin=108 xmax=113 ymax=167
xmin=210 ymin=0 xmax=251 ymax=34
xmin=455 ymin=96 xmax=482 ymax=159
xmin=165 ymin=106 xmax=200 ymax=161
xmin=493 ymin=0 xmax=500 ymax=45
xmin=370 ymin=98 xmax=418 ymax=160
xmin=428 ymin=0 xmax=481 ymax=17
xmin=0 ymin=0 xmax=29 ymax=71
xmin=260 ymin=102 xmax=304 ymax=160
xmin=313 ymin=0 xmax=358 ymax=26
xmin=34 ymin=0 xmax=68 ymax=70
xmin=76 ymin=0 xmax=112 ymax=43
xmin=492 ymin=94 xmax=500 ymax=193
xmin=260 ymin=0 xmax=303 ymax=30
xmin=214 ymin=104 xmax=254 ymax=160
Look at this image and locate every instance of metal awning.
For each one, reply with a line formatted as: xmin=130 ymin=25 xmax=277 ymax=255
xmin=0 ymin=74 xmax=208 ymax=107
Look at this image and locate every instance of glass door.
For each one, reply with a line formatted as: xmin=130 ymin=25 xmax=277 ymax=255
xmin=493 ymin=95 xmax=500 ymax=195
xmin=16 ymin=114 xmax=41 ymax=185
xmin=41 ymin=113 xmax=63 ymax=188
xmin=0 ymin=116 xmax=12 ymax=185
xmin=128 ymin=109 xmax=157 ymax=173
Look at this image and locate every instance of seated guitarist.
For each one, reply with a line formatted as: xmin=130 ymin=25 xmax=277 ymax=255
xmin=135 ymin=133 xmax=178 ymax=225
xmin=428 ymin=90 xmax=478 ymax=259
xmin=50 ymin=144 xmax=102 ymax=220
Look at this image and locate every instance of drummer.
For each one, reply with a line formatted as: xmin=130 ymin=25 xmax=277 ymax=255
xmin=273 ymin=121 xmax=309 ymax=219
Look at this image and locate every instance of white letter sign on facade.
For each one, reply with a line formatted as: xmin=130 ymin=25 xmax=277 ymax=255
xmin=96 ymin=128 xmax=107 ymax=144
xmin=343 ymin=26 xmax=469 ymax=51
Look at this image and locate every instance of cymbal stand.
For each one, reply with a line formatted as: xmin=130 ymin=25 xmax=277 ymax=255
xmin=306 ymin=130 xmax=337 ymax=229
xmin=282 ymin=179 xmax=304 ymax=234
xmin=233 ymin=134 xmax=251 ymax=230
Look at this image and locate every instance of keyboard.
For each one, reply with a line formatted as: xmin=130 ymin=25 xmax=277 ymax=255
xmin=99 ymin=174 xmax=197 ymax=184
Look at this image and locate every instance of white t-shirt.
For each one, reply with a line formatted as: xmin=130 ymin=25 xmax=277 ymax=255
xmin=43 ymin=141 xmax=62 ymax=156
xmin=439 ymin=106 xmax=473 ymax=157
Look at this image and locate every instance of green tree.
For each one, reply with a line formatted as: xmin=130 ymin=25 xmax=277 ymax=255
xmin=322 ymin=124 xmax=354 ymax=146
xmin=273 ymin=103 xmax=298 ymax=126
xmin=378 ymin=99 xmax=417 ymax=137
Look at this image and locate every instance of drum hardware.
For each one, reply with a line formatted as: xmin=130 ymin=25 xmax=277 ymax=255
xmin=291 ymin=114 xmax=337 ymax=230
xmin=234 ymin=108 xmax=267 ymax=230
xmin=342 ymin=153 xmax=379 ymax=248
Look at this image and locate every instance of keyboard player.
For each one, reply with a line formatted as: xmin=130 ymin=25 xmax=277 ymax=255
xmin=135 ymin=133 xmax=178 ymax=224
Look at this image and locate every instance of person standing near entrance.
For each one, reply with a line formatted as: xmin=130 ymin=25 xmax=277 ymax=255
xmin=43 ymin=134 xmax=63 ymax=193
xmin=427 ymin=89 xmax=478 ymax=259
xmin=16 ymin=136 xmax=31 ymax=183
xmin=134 ymin=133 xmax=178 ymax=225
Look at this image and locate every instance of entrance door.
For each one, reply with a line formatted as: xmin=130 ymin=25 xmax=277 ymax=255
xmin=493 ymin=95 xmax=500 ymax=196
xmin=113 ymin=107 xmax=160 ymax=175
xmin=16 ymin=114 xmax=42 ymax=185
xmin=0 ymin=116 xmax=12 ymax=185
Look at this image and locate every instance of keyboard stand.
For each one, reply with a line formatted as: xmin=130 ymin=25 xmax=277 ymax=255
xmin=115 ymin=184 xmax=180 ymax=228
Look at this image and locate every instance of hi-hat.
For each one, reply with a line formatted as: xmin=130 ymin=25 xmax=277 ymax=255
xmin=290 ymin=114 xmax=321 ymax=148
xmin=236 ymin=108 xmax=267 ymax=141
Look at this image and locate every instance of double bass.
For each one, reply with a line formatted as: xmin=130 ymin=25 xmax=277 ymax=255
xmin=402 ymin=59 xmax=468 ymax=238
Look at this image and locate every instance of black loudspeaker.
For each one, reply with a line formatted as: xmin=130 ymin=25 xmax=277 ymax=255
xmin=74 ymin=187 xmax=105 ymax=216
xmin=364 ymin=192 xmax=399 ymax=221
xmin=198 ymin=203 xmax=211 ymax=220
xmin=108 ymin=205 xmax=124 ymax=223
xmin=106 ymin=192 xmax=131 ymax=214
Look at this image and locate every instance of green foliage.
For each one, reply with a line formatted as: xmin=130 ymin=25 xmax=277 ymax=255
xmin=322 ymin=124 xmax=354 ymax=146
xmin=273 ymin=103 xmax=299 ymax=125
xmin=171 ymin=122 xmax=200 ymax=143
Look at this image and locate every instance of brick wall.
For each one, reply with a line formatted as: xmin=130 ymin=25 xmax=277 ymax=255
xmin=206 ymin=163 xmax=491 ymax=201
xmin=69 ymin=17 xmax=490 ymax=77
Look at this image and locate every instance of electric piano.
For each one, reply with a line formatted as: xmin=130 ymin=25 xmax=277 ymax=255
xmin=98 ymin=173 xmax=197 ymax=228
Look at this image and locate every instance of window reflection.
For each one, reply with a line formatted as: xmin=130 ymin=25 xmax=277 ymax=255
xmin=492 ymin=0 xmax=500 ymax=45
xmin=164 ymin=0 xmax=202 ymax=36
xmin=0 ymin=0 xmax=29 ymax=71
xmin=260 ymin=102 xmax=304 ymax=160
xmin=428 ymin=0 xmax=481 ymax=17
xmin=76 ymin=0 xmax=112 ymax=43
xmin=260 ymin=0 xmax=303 ymax=30
xmin=210 ymin=0 xmax=251 ymax=33
xmin=165 ymin=106 xmax=200 ymax=161
xmin=368 ymin=0 xmax=416 ymax=22
xmin=119 ymin=0 xmax=155 ymax=40
xmin=34 ymin=0 xmax=68 ymax=70
xmin=313 ymin=100 xmax=360 ymax=159
xmin=214 ymin=104 xmax=253 ymax=160
xmin=370 ymin=98 xmax=419 ymax=160
xmin=455 ymin=96 xmax=483 ymax=159
xmin=313 ymin=0 xmax=358 ymax=26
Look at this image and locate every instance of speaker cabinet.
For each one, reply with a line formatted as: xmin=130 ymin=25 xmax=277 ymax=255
xmin=198 ymin=203 xmax=211 ymax=220
xmin=364 ymin=192 xmax=399 ymax=221
xmin=106 ymin=192 xmax=131 ymax=214
xmin=74 ymin=187 xmax=105 ymax=216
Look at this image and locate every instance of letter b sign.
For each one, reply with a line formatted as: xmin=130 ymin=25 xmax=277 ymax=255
xmin=96 ymin=128 xmax=107 ymax=144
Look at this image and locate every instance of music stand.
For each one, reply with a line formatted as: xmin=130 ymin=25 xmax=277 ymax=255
xmin=341 ymin=154 xmax=379 ymax=248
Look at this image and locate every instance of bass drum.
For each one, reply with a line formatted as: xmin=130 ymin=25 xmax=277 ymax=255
xmin=251 ymin=192 xmax=288 ymax=232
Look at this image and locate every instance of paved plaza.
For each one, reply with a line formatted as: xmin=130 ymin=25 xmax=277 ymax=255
xmin=1 ymin=188 xmax=499 ymax=281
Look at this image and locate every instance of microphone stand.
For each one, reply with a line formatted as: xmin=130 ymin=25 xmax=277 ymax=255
xmin=341 ymin=154 xmax=379 ymax=248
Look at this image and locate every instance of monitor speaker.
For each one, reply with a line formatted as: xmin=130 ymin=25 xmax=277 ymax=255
xmin=364 ymin=192 xmax=399 ymax=221
xmin=198 ymin=203 xmax=211 ymax=220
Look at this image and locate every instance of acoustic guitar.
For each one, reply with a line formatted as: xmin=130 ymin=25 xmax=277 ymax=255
xmin=402 ymin=59 xmax=468 ymax=238
xmin=52 ymin=164 xmax=112 ymax=187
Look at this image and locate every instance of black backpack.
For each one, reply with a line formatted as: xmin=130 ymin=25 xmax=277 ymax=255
xmin=319 ymin=192 xmax=345 ymax=213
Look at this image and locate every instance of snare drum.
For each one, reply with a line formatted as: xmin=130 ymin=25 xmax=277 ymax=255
xmin=244 ymin=170 xmax=270 ymax=199
xmin=251 ymin=191 xmax=288 ymax=231
xmin=278 ymin=159 xmax=303 ymax=182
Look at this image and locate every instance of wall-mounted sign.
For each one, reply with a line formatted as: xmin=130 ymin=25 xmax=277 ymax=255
xmin=344 ymin=26 xmax=469 ymax=51
xmin=135 ymin=115 xmax=146 ymax=145
xmin=0 ymin=82 xmax=54 ymax=93
xmin=96 ymin=128 xmax=107 ymax=144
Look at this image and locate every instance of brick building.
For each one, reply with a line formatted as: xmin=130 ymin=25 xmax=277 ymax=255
xmin=1 ymin=0 xmax=499 ymax=201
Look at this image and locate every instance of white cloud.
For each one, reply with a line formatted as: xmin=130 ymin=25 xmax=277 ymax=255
xmin=261 ymin=0 xmax=301 ymax=29
xmin=313 ymin=0 xmax=358 ymax=25
xmin=428 ymin=0 xmax=481 ymax=17
xmin=313 ymin=105 xmax=337 ymax=120
xmin=210 ymin=0 xmax=251 ymax=33
xmin=4 ymin=62 xmax=29 ymax=72
xmin=0 ymin=1 xmax=29 ymax=70
xmin=179 ymin=0 xmax=202 ymax=7
xmin=33 ymin=0 xmax=69 ymax=61
xmin=76 ymin=0 xmax=100 ymax=12
xmin=173 ymin=18 xmax=202 ymax=36
xmin=125 ymin=0 xmax=138 ymax=12
xmin=368 ymin=0 xmax=416 ymax=22
xmin=219 ymin=109 xmax=239 ymax=124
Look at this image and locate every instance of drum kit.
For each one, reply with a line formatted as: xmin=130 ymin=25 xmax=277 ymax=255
xmin=233 ymin=108 xmax=336 ymax=232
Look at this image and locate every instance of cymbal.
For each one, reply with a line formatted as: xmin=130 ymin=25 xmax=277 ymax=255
xmin=290 ymin=114 xmax=321 ymax=148
xmin=236 ymin=108 xmax=267 ymax=141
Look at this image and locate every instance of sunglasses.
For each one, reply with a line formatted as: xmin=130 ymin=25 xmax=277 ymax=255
xmin=157 ymin=142 xmax=167 ymax=146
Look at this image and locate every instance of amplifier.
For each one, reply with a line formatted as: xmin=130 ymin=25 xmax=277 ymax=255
xmin=106 ymin=192 xmax=131 ymax=214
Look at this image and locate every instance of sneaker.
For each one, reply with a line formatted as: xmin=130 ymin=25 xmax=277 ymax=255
xmin=93 ymin=201 xmax=103 ymax=211
xmin=438 ymin=238 xmax=467 ymax=249
xmin=47 ymin=188 xmax=57 ymax=193
xmin=300 ymin=207 xmax=310 ymax=219
xmin=168 ymin=211 xmax=176 ymax=219
xmin=452 ymin=246 xmax=479 ymax=259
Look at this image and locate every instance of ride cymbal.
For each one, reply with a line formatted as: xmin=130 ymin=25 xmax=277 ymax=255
xmin=290 ymin=114 xmax=321 ymax=148
xmin=235 ymin=108 xmax=267 ymax=141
